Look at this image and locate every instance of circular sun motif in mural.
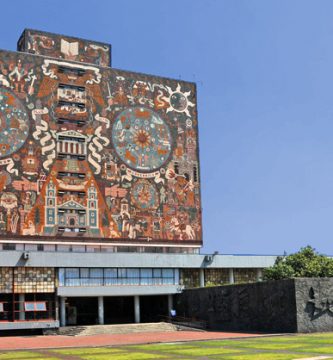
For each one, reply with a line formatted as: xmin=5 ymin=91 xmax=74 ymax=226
xmin=131 ymin=179 xmax=159 ymax=210
xmin=170 ymin=92 xmax=187 ymax=112
xmin=112 ymin=107 xmax=172 ymax=172
xmin=0 ymin=87 xmax=29 ymax=159
xmin=166 ymin=83 xmax=195 ymax=117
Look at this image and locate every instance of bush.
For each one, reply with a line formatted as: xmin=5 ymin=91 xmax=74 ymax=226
xmin=263 ymin=246 xmax=333 ymax=280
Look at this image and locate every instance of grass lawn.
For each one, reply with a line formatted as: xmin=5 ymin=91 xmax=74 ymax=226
xmin=1 ymin=333 xmax=333 ymax=359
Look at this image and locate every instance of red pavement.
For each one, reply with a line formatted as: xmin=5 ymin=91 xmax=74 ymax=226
xmin=0 ymin=331 xmax=263 ymax=350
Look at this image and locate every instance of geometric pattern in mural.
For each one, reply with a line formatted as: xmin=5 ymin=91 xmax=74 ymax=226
xmin=0 ymin=30 xmax=202 ymax=245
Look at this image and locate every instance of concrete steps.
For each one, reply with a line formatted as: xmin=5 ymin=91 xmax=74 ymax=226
xmin=57 ymin=322 xmax=178 ymax=336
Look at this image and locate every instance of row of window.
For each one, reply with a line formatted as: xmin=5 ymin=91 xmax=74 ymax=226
xmin=64 ymin=267 xmax=174 ymax=278
xmin=0 ymin=243 xmax=199 ymax=254
xmin=59 ymin=268 xmax=179 ymax=287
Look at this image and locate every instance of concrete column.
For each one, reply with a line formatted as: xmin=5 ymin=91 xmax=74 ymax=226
xmin=55 ymin=294 xmax=59 ymax=322
xmin=60 ymin=297 xmax=66 ymax=327
xmin=19 ymin=294 xmax=25 ymax=321
xmin=167 ymin=294 xmax=173 ymax=316
xmin=257 ymin=268 xmax=263 ymax=282
xmin=229 ymin=268 xmax=234 ymax=284
xmin=98 ymin=296 xmax=104 ymax=325
xmin=134 ymin=295 xmax=140 ymax=323
xmin=199 ymin=268 xmax=205 ymax=287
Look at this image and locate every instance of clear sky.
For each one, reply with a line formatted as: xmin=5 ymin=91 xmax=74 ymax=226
xmin=1 ymin=0 xmax=332 ymax=255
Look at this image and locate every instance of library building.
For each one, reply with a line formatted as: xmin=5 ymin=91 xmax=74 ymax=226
xmin=0 ymin=29 xmax=275 ymax=331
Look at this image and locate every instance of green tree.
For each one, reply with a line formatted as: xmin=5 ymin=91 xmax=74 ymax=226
xmin=263 ymin=246 xmax=333 ymax=280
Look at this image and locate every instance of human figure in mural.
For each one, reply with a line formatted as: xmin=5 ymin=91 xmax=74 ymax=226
xmin=0 ymin=211 xmax=6 ymax=233
xmin=9 ymin=60 xmax=28 ymax=93
xmin=0 ymin=64 xmax=10 ymax=87
xmin=159 ymin=187 xmax=166 ymax=204
xmin=10 ymin=209 xmax=19 ymax=234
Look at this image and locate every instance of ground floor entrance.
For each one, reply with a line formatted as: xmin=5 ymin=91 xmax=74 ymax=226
xmin=65 ymin=297 xmax=98 ymax=326
xmin=104 ymin=296 xmax=134 ymax=324
xmin=140 ymin=295 xmax=169 ymax=323
xmin=60 ymin=294 xmax=173 ymax=327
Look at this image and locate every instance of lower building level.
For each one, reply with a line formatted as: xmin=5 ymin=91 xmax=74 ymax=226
xmin=0 ymin=247 xmax=277 ymax=330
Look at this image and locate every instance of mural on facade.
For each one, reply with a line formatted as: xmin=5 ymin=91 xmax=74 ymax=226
xmin=0 ymin=37 xmax=202 ymax=244
xmin=17 ymin=29 xmax=111 ymax=67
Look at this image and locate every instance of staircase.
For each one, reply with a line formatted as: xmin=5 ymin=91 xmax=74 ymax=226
xmin=57 ymin=322 xmax=178 ymax=336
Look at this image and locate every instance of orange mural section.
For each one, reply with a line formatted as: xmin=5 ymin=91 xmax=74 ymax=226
xmin=0 ymin=33 xmax=202 ymax=245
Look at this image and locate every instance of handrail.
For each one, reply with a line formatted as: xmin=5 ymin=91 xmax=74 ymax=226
xmin=159 ymin=314 xmax=207 ymax=330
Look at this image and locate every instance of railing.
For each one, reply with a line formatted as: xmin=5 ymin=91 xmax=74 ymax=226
xmin=160 ymin=314 xmax=207 ymax=330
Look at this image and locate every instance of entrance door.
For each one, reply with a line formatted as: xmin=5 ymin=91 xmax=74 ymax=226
xmin=104 ymin=297 xmax=134 ymax=324
xmin=66 ymin=298 xmax=98 ymax=325
xmin=140 ymin=295 xmax=168 ymax=323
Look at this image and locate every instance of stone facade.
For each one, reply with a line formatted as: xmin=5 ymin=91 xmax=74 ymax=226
xmin=295 ymin=278 xmax=333 ymax=333
xmin=176 ymin=278 xmax=333 ymax=333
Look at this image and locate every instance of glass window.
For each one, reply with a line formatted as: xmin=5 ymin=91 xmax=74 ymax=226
xmin=153 ymin=269 xmax=161 ymax=277
xmin=58 ymin=245 xmax=71 ymax=252
xmin=118 ymin=269 xmax=127 ymax=278
xmin=66 ymin=278 xmax=80 ymax=286
xmin=65 ymin=268 xmax=79 ymax=278
xmin=3 ymin=244 xmax=16 ymax=251
xmin=127 ymin=269 xmax=139 ymax=278
xmin=80 ymin=268 xmax=89 ymax=278
xmin=37 ymin=244 xmax=44 ymax=251
xmin=0 ymin=303 xmax=3 ymax=312
xmin=35 ymin=302 xmax=47 ymax=311
xmin=44 ymin=244 xmax=55 ymax=251
xmin=141 ymin=269 xmax=152 ymax=278
xmin=24 ymin=302 xmax=47 ymax=311
xmin=58 ymin=268 xmax=65 ymax=286
xmin=25 ymin=244 xmax=37 ymax=251
xmin=90 ymin=268 xmax=103 ymax=278
xmin=104 ymin=268 xmax=117 ymax=278
xmin=24 ymin=302 xmax=35 ymax=311
xmin=162 ymin=269 xmax=174 ymax=278
xmin=72 ymin=245 xmax=85 ymax=252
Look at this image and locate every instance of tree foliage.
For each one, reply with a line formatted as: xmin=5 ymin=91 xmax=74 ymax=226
xmin=263 ymin=246 xmax=333 ymax=280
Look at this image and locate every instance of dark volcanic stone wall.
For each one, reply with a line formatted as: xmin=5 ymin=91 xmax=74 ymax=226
xmin=176 ymin=280 xmax=298 ymax=333
xmin=295 ymin=278 xmax=333 ymax=333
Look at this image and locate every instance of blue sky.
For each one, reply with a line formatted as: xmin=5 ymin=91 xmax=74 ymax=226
xmin=1 ymin=0 xmax=333 ymax=255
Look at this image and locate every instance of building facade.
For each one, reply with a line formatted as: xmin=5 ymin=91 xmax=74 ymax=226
xmin=0 ymin=29 xmax=276 ymax=330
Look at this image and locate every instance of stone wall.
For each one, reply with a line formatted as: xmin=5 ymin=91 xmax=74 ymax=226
xmin=176 ymin=279 xmax=297 ymax=332
xmin=176 ymin=278 xmax=333 ymax=333
xmin=295 ymin=278 xmax=333 ymax=333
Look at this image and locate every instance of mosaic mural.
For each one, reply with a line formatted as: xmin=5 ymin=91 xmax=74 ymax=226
xmin=17 ymin=29 xmax=111 ymax=67
xmin=0 ymin=32 xmax=202 ymax=245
